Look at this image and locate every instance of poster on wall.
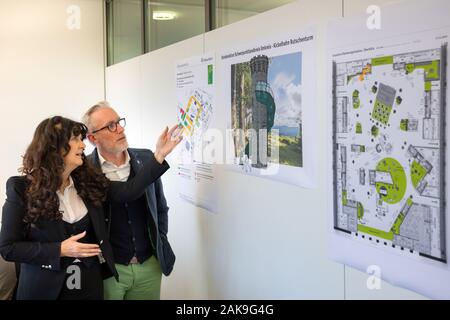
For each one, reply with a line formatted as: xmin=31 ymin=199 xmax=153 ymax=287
xmin=219 ymin=28 xmax=318 ymax=188
xmin=175 ymin=53 xmax=218 ymax=213
xmin=328 ymin=0 xmax=450 ymax=299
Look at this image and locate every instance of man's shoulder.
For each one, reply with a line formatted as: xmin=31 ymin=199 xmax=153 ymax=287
xmin=85 ymin=150 xmax=100 ymax=166
xmin=128 ymin=148 xmax=154 ymax=158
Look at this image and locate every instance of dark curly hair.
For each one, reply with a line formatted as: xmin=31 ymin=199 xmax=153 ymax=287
xmin=20 ymin=116 xmax=109 ymax=223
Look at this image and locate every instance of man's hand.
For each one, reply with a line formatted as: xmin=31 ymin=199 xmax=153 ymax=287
xmin=154 ymin=125 xmax=183 ymax=163
xmin=60 ymin=231 xmax=101 ymax=258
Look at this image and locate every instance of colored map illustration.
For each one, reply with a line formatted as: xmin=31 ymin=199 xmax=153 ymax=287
xmin=177 ymin=88 xmax=213 ymax=160
xmin=333 ymin=45 xmax=447 ymax=262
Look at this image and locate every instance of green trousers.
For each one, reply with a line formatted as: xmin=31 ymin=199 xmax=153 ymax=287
xmin=104 ymin=256 xmax=162 ymax=300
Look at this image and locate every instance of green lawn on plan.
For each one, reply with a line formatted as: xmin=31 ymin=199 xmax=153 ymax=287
xmin=371 ymin=125 xmax=379 ymax=137
xmin=372 ymin=99 xmax=392 ymax=125
xmin=391 ymin=212 xmax=406 ymax=235
xmin=371 ymin=56 xmax=394 ymax=66
xmin=357 ymin=202 xmax=364 ymax=219
xmin=357 ymin=224 xmax=394 ymax=241
xmin=390 ymin=198 xmax=413 ymax=235
xmin=400 ymin=119 xmax=408 ymax=131
xmin=353 ymin=90 xmax=360 ymax=109
xmin=375 ymin=158 xmax=406 ymax=205
xmin=406 ymin=60 xmax=440 ymax=80
xmin=411 ymin=160 xmax=427 ymax=189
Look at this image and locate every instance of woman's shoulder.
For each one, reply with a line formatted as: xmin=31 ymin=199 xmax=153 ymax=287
xmin=6 ymin=176 xmax=28 ymax=197
xmin=6 ymin=175 xmax=27 ymax=185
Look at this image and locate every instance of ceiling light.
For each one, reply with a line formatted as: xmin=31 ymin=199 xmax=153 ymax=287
xmin=153 ymin=11 xmax=176 ymax=20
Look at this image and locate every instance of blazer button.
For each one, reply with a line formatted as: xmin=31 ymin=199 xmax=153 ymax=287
xmin=105 ymin=218 xmax=109 ymax=222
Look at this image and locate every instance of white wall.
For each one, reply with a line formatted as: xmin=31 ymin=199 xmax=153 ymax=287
xmin=0 ymin=0 xmax=105 ymax=218
xmin=204 ymin=0 xmax=344 ymax=299
xmin=108 ymin=0 xmax=436 ymax=299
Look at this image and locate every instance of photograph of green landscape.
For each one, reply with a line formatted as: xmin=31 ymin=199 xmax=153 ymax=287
xmin=231 ymin=51 xmax=303 ymax=168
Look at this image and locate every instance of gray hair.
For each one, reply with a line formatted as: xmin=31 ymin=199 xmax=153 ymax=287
xmin=82 ymin=101 xmax=111 ymax=132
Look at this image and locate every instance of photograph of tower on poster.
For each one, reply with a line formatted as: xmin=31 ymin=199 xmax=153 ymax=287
xmin=231 ymin=52 xmax=303 ymax=168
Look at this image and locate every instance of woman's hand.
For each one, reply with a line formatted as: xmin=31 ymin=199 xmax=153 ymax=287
xmin=154 ymin=125 xmax=183 ymax=163
xmin=60 ymin=231 xmax=101 ymax=258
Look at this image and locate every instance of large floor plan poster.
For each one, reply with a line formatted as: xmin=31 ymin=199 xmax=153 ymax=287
xmin=333 ymin=45 xmax=447 ymax=262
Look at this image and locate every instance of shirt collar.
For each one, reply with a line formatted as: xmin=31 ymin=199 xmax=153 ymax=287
xmin=67 ymin=176 xmax=75 ymax=188
xmin=57 ymin=176 xmax=75 ymax=196
xmin=97 ymin=149 xmax=130 ymax=167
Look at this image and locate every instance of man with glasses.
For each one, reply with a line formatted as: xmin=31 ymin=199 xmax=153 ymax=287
xmin=82 ymin=101 xmax=178 ymax=300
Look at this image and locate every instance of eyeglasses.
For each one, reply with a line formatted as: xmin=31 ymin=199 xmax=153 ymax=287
xmin=92 ymin=118 xmax=126 ymax=134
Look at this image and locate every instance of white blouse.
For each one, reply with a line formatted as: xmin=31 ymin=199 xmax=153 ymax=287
xmin=56 ymin=176 xmax=88 ymax=224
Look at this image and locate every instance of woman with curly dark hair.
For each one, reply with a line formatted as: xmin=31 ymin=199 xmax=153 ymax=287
xmin=0 ymin=116 xmax=180 ymax=300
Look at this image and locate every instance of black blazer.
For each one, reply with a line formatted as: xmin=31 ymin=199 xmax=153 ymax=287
xmin=0 ymin=154 xmax=169 ymax=300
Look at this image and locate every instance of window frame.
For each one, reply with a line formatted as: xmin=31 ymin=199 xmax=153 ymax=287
xmin=106 ymin=1 xmax=294 ymax=66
